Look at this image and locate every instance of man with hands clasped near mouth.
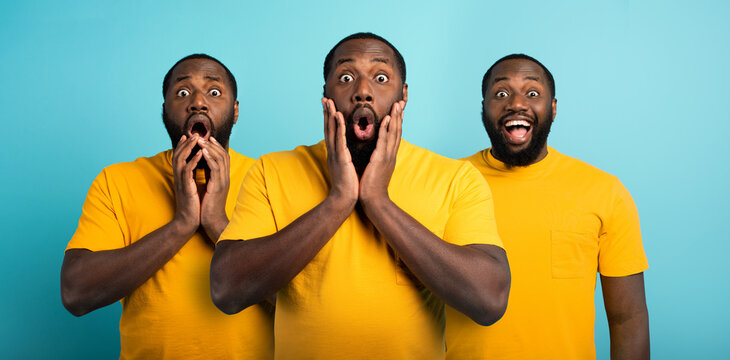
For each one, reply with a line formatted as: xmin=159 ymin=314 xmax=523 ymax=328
xmin=61 ymin=54 xmax=273 ymax=359
xmin=211 ymin=33 xmax=510 ymax=359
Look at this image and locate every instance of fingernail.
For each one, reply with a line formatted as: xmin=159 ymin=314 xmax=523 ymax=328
xmin=210 ymin=136 xmax=217 ymax=143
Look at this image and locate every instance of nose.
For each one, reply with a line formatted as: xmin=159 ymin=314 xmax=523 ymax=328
xmin=187 ymin=91 xmax=208 ymax=112
xmin=352 ymin=78 xmax=373 ymax=103
xmin=506 ymin=93 xmax=528 ymax=112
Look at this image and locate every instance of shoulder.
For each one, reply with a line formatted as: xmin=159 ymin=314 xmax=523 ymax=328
xmin=401 ymin=140 xmax=475 ymax=174
xmin=551 ymin=148 xmax=622 ymax=185
xmin=100 ymin=150 xmax=170 ymax=180
xmin=228 ymin=148 xmax=257 ymax=172
xmin=398 ymin=141 xmax=486 ymax=191
xmin=257 ymin=142 xmax=326 ymax=171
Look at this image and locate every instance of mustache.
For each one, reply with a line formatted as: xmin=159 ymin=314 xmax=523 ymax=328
xmin=499 ymin=111 xmax=536 ymax=125
xmin=346 ymin=103 xmax=377 ymax=123
xmin=185 ymin=112 xmax=214 ymax=131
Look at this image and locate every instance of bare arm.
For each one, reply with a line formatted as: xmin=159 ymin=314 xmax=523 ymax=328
xmin=61 ymin=221 xmax=195 ymax=316
xmin=210 ymin=98 xmax=359 ymax=314
xmin=61 ymin=134 xmax=229 ymax=316
xmin=362 ymin=200 xmax=510 ymax=325
xmin=358 ymin=101 xmax=510 ymax=325
xmin=601 ymin=272 xmax=650 ymax=360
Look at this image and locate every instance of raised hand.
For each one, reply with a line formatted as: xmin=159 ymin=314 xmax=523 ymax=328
xmin=359 ymin=100 xmax=405 ymax=206
xmin=323 ymin=97 xmax=359 ymax=210
xmin=171 ymin=134 xmax=202 ymax=237
xmin=198 ymin=136 xmax=231 ymax=242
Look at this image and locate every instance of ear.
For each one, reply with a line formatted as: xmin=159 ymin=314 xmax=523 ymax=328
xmin=402 ymin=83 xmax=408 ymax=107
xmin=551 ymin=98 xmax=557 ymax=121
xmin=233 ymin=100 xmax=239 ymax=125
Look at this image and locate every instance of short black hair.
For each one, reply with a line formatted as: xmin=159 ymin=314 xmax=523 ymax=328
xmin=323 ymin=32 xmax=406 ymax=83
xmin=162 ymin=53 xmax=237 ymax=99
xmin=482 ymin=54 xmax=554 ymax=99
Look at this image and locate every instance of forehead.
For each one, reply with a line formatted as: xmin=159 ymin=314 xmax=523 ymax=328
xmin=170 ymin=58 xmax=228 ymax=83
xmin=330 ymin=39 xmax=397 ymax=73
xmin=488 ymin=59 xmax=547 ymax=87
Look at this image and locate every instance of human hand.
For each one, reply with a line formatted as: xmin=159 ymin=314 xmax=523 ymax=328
xmin=359 ymin=100 xmax=404 ymax=207
xmin=171 ymin=134 xmax=202 ymax=237
xmin=198 ymin=136 xmax=231 ymax=242
xmin=323 ymin=97 xmax=359 ymax=210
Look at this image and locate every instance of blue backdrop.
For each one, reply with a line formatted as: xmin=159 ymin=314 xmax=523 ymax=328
xmin=1 ymin=0 xmax=728 ymax=358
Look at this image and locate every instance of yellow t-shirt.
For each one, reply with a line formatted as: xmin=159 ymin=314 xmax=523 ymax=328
xmin=445 ymin=147 xmax=649 ymax=360
xmin=67 ymin=149 xmax=274 ymax=360
xmin=220 ymin=140 xmax=502 ymax=360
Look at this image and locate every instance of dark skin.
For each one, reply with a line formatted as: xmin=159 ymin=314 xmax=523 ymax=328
xmin=602 ymin=273 xmax=650 ymax=360
xmin=211 ymin=39 xmax=510 ymax=325
xmin=61 ymin=59 xmax=237 ymax=316
xmin=485 ymin=58 xmax=649 ymax=358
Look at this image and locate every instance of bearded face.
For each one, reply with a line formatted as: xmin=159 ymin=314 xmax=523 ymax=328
xmin=482 ymin=105 xmax=553 ymax=168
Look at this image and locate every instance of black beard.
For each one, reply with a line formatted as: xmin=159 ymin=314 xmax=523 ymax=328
xmin=162 ymin=107 xmax=235 ymax=170
xmin=345 ymin=103 xmax=381 ymax=173
xmin=482 ymin=107 xmax=553 ymax=168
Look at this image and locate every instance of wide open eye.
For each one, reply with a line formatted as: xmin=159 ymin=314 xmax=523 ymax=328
xmin=495 ymin=91 xmax=508 ymax=98
xmin=177 ymin=89 xmax=190 ymax=97
xmin=375 ymin=74 xmax=389 ymax=83
xmin=527 ymin=90 xmax=539 ymax=97
xmin=339 ymin=74 xmax=353 ymax=83
xmin=209 ymin=89 xmax=221 ymax=97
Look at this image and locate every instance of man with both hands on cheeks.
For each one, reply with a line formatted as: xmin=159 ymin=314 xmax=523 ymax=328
xmin=211 ymin=32 xmax=511 ymax=359
xmin=61 ymin=54 xmax=273 ymax=359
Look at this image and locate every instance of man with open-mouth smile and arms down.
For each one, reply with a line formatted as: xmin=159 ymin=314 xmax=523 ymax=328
xmin=211 ymin=33 xmax=511 ymax=359
xmin=445 ymin=54 xmax=649 ymax=360
xmin=61 ymin=54 xmax=274 ymax=359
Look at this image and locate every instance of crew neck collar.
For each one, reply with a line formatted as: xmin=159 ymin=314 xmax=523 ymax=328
xmin=483 ymin=146 xmax=557 ymax=174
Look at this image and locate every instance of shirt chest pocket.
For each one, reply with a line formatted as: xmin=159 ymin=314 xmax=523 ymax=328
xmin=551 ymin=230 xmax=599 ymax=279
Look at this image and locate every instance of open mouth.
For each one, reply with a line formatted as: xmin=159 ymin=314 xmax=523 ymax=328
xmin=503 ymin=119 xmax=532 ymax=144
xmin=351 ymin=107 xmax=376 ymax=141
xmin=186 ymin=113 xmax=210 ymax=139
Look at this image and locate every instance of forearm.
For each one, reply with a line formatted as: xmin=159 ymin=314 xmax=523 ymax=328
xmin=361 ymin=198 xmax=510 ymax=325
xmin=608 ymin=312 xmax=650 ymax=360
xmin=60 ymin=220 xmax=194 ymax=316
xmin=210 ymin=195 xmax=355 ymax=314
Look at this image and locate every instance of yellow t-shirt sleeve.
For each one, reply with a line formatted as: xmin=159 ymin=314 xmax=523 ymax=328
xmin=66 ymin=169 xmax=126 ymax=252
xmin=443 ymin=163 xmax=503 ymax=248
xmin=219 ymin=158 xmax=278 ymax=243
xmin=597 ymin=178 xmax=649 ymax=276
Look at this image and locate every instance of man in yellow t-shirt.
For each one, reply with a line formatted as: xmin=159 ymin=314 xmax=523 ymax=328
xmin=61 ymin=54 xmax=274 ymax=359
xmin=210 ymin=33 xmax=511 ymax=359
xmin=445 ymin=54 xmax=649 ymax=360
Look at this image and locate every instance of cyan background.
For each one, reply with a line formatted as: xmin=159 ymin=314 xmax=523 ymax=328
xmin=1 ymin=0 xmax=727 ymax=358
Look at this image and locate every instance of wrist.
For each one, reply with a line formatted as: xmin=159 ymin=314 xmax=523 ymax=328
xmin=201 ymin=212 xmax=229 ymax=240
xmin=359 ymin=190 xmax=390 ymax=208
xmin=169 ymin=216 xmax=198 ymax=239
xmin=360 ymin=194 xmax=392 ymax=216
xmin=324 ymin=192 xmax=357 ymax=215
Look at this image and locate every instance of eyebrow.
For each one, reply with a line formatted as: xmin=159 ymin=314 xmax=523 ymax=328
xmin=336 ymin=58 xmax=354 ymax=66
xmin=336 ymin=57 xmax=390 ymax=66
xmin=492 ymin=75 xmax=541 ymax=84
xmin=174 ymin=75 xmax=221 ymax=83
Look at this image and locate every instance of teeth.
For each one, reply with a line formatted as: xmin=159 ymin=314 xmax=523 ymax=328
xmin=505 ymin=120 xmax=530 ymax=127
